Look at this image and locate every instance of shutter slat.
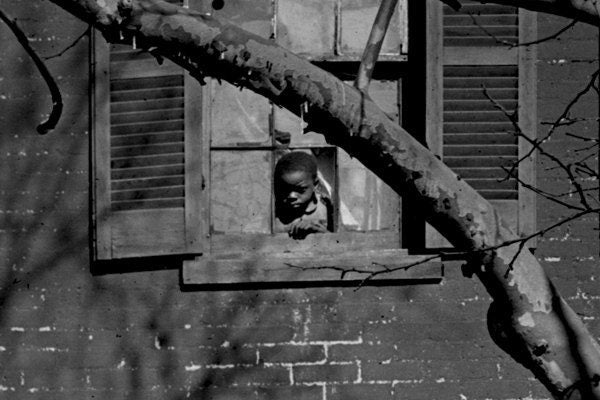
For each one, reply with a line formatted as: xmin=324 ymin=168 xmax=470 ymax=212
xmin=112 ymin=176 xmax=185 ymax=191
xmin=445 ymin=133 xmax=516 ymax=145
xmin=111 ymin=108 xmax=184 ymax=125
xmin=444 ymin=100 xmax=517 ymax=111
xmin=111 ymin=132 xmax=184 ymax=147
xmin=451 ymin=167 xmax=514 ymax=179
xmin=445 ymin=65 xmax=517 ymax=77
xmin=465 ymin=179 xmax=517 ymax=191
xmin=111 ymin=143 xmax=184 ymax=158
xmin=111 ymin=165 xmax=184 ymax=180
xmin=444 ymin=111 xmax=514 ymax=122
xmin=444 ymin=77 xmax=517 ymax=89
xmin=111 ymin=120 xmax=184 ymax=136
xmin=111 ymin=98 xmax=184 ymax=114
xmin=444 ymin=156 xmax=516 ymax=168
xmin=444 ymin=88 xmax=517 ymax=100
xmin=111 ymin=198 xmax=185 ymax=212
xmin=111 ymin=87 xmax=184 ymax=103
xmin=444 ymin=145 xmax=517 ymax=156
xmin=111 ymin=154 xmax=184 ymax=169
xmin=444 ymin=122 xmax=514 ymax=133
xmin=111 ymin=186 xmax=184 ymax=202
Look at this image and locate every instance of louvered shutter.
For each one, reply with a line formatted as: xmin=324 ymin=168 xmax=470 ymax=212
xmin=92 ymin=29 xmax=205 ymax=260
xmin=426 ymin=1 xmax=536 ymax=247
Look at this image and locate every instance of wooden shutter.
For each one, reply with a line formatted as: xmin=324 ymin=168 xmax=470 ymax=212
xmin=426 ymin=1 xmax=536 ymax=247
xmin=91 ymin=29 xmax=205 ymax=260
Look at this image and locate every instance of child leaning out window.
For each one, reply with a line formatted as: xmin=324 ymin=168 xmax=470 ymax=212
xmin=274 ymin=152 xmax=334 ymax=239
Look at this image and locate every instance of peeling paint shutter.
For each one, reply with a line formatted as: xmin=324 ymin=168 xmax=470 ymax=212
xmin=92 ymin=31 xmax=205 ymax=260
xmin=427 ymin=1 xmax=537 ymax=247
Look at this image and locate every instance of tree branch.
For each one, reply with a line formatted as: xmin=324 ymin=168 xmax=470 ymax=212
xmin=0 ymin=8 xmax=63 ymax=134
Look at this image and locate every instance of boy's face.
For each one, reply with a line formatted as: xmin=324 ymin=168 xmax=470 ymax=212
xmin=277 ymin=170 xmax=317 ymax=210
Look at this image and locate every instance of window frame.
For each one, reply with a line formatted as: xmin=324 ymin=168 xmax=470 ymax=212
xmin=90 ymin=0 xmax=473 ymax=284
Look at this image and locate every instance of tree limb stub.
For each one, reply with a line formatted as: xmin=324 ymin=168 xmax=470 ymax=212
xmin=355 ymin=0 xmax=398 ymax=91
xmin=47 ymin=1 xmax=600 ymax=397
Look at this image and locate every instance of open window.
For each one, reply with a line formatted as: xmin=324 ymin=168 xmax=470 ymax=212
xmin=90 ymin=0 xmax=535 ymax=284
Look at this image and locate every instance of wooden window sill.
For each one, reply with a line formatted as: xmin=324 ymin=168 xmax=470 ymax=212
xmin=182 ymin=248 xmax=443 ymax=286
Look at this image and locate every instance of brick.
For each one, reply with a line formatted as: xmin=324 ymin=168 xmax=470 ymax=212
xmin=329 ymin=343 xmax=394 ymax=363
xmin=393 ymin=381 xmax=463 ymax=400
xmin=328 ymin=383 xmax=393 ymax=400
xmin=303 ymin=323 xmax=362 ymax=343
xmin=200 ymin=325 xmax=296 ymax=345
xmin=364 ymin=321 xmax=489 ymax=343
xmin=425 ymin=360 xmax=499 ymax=382
xmin=293 ymin=363 xmax=358 ymax=384
xmin=185 ymin=365 xmax=291 ymax=387
xmin=179 ymin=345 xmax=258 ymax=367
xmin=363 ymin=360 xmax=425 ymax=382
xmin=259 ymin=344 xmax=325 ymax=364
xmin=256 ymin=385 xmax=323 ymax=400
xmin=186 ymin=386 xmax=259 ymax=400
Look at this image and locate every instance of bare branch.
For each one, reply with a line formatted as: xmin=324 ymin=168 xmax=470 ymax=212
xmin=482 ymin=79 xmax=597 ymax=211
xmin=355 ymin=0 xmax=398 ymax=91
xmin=0 ymin=8 xmax=63 ymax=134
xmin=43 ymin=26 xmax=90 ymax=60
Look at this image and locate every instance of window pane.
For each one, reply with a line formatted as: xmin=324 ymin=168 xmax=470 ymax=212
xmin=211 ymin=151 xmax=272 ymax=233
xmin=368 ymin=80 xmax=400 ymax=123
xmin=340 ymin=0 xmax=402 ymax=56
xmin=277 ymin=0 xmax=335 ymax=57
xmin=341 ymin=79 xmax=400 ymax=123
xmin=273 ymin=107 xmax=327 ymax=147
xmin=210 ymin=80 xmax=270 ymax=146
xmin=338 ymin=149 xmax=399 ymax=231
xmin=205 ymin=0 xmax=272 ymax=38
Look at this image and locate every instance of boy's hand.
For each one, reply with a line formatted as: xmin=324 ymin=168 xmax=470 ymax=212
xmin=288 ymin=220 xmax=327 ymax=239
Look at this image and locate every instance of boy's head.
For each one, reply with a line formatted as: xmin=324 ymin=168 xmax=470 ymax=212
xmin=274 ymin=152 xmax=318 ymax=211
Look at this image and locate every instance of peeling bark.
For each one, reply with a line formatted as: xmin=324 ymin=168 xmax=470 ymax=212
xmin=45 ymin=0 xmax=600 ymax=398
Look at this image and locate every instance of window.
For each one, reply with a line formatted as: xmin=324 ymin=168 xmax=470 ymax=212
xmin=91 ymin=1 xmax=535 ymax=283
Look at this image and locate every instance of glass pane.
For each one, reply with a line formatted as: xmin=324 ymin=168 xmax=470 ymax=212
xmin=206 ymin=0 xmax=272 ymax=38
xmin=338 ymin=149 xmax=399 ymax=231
xmin=342 ymin=79 xmax=400 ymax=124
xmin=277 ymin=0 xmax=335 ymax=57
xmin=210 ymin=80 xmax=270 ymax=146
xmin=272 ymin=149 xmax=336 ymax=233
xmin=368 ymin=80 xmax=399 ymax=123
xmin=211 ymin=151 xmax=271 ymax=233
xmin=341 ymin=0 xmax=401 ymax=56
xmin=273 ymin=106 xmax=327 ymax=147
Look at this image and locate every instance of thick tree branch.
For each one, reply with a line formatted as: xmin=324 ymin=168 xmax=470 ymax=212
xmin=42 ymin=1 xmax=600 ymax=398
xmin=0 ymin=8 xmax=63 ymax=134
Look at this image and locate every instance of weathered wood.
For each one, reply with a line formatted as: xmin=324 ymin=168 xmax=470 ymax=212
xmin=210 ymin=231 xmax=400 ymax=255
xmin=182 ymin=249 xmax=442 ymax=285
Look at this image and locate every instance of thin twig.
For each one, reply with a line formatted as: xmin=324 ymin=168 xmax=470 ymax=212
xmin=43 ymin=26 xmax=90 ymax=60
xmin=286 ymin=207 xmax=599 ymax=286
xmin=469 ymin=14 xmax=577 ymax=48
xmin=0 ymin=9 xmax=62 ymax=134
xmin=483 ymin=83 xmax=595 ymax=211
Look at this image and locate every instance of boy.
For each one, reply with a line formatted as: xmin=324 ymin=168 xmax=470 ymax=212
xmin=274 ymin=152 xmax=333 ymax=239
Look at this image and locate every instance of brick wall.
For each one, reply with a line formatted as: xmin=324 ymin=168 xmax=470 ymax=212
xmin=0 ymin=2 xmax=597 ymax=399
